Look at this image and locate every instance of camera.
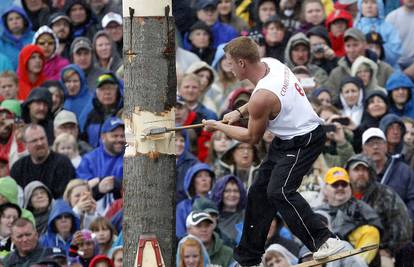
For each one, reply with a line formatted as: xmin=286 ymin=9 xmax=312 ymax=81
xmin=311 ymin=44 xmax=324 ymax=54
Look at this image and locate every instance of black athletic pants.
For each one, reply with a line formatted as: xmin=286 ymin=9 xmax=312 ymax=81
xmin=234 ymin=125 xmax=333 ymax=265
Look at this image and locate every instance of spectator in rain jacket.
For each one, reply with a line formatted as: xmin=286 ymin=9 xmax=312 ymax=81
xmin=17 ymin=45 xmax=47 ymax=101
xmin=40 ymin=199 xmax=80 ymax=254
xmin=21 ymin=0 xmax=51 ymax=31
xmin=0 ymin=6 xmax=34 ymax=71
xmin=64 ymin=0 xmax=100 ymax=41
xmin=60 ymin=64 xmax=93 ymax=122
xmin=325 ymin=8 xmax=353 ymax=58
xmin=33 ymin=26 xmax=70 ymax=81
xmin=386 ymin=71 xmax=414 ymax=119
xmin=176 ymin=163 xmax=215 ymax=239
xmin=176 ymin=234 xmax=211 ymax=267
xmin=354 ymin=0 xmax=402 ymax=68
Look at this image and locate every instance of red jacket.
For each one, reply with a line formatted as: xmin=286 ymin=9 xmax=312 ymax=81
xmin=17 ymin=45 xmax=46 ymax=100
xmin=325 ymin=9 xmax=353 ymax=58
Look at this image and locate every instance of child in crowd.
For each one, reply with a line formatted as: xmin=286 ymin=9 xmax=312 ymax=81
xmin=53 ymin=133 xmax=82 ymax=168
xmin=89 ymin=217 xmax=117 ymax=255
xmin=0 ymin=72 xmax=18 ymax=100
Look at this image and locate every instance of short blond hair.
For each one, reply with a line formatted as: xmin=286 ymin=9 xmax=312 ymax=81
xmin=179 ymin=73 xmax=201 ymax=89
xmin=63 ymin=179 xmax=90 ymax=204
xmin=52 ymin=133 xmax=79 ymax=156
xmin=224 ymin=36 xmax=260 ymax=63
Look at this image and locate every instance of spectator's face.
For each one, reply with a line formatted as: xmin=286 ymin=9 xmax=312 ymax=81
xmin=188 ymin=221 xmax=214 ymax=244
xmin=183 ymin=245 xmax=201 ymax=267
xmin=0 ymin=116 xmax=13 ymax=141
xmin=36 ymin=33 xmax=55 ymax=59
xmin=193 ymin=170 xmax=212 ymax=196
xmin=25 ymin=126 xmax=49 ymax=161
xmin=189 ymin=29 xmax=210 ymax=49
xmin=57 ymin=141 xmax=75 ymax=158
xmin=0 ymin=208 xmax=19 ymax=237
xmin=223 ymin=181 xmax=240 ymax=210
xmin=96 ymin=83 xmax=118 ymax=106
xmin=386 ymin=123 xmax=403 ymax=147
xmin=113 ymin=250 xmax=123 ymax=267
xmin=330 ymin=19 xmax=348 ymax=37
xmin=50 ymin=88 xmax=63 ymax=112
xmin=197 ymin=6 xmax=219 ymax=26
xmin=391 ymin=88 xmax=409 ymax=106
xmin=225 ymin=53 xmax=245 ymax=80
xmin=367 ymin=43 xmax=382 ymax=59
xmin=264 ymin=23 xmax=285 ymax=45
xmin=69 ymin=185 xmax=89 ymax=207
xmin=341 ymin=83 xmax=360 ymax=107
xmin=361 ymin=0 xmax=378 ymax=18
xmin=73 ymin=49 xmax=92 ymax=69
xmin=64 ymin=73 xmax=81 ymax=96
xmin=102 ymin=126 xmax=126 ymax=155
xmin=179 ymin=78 xmax=201 ymax=105
xmin=356 ymin=65 xmax=372 ymax=87
xmin=54 ymin=213 xmax=72 ymax=235
xmin=55 ymin=122 xmax=79 ymax=139
xmin=11 ymin=224 xmax=38 ymax=256
xmin=404 ymin=0 xmax=414 ymax=9
xmin=217 ymin=0 xmax=232 ymax=16
xmin=363 ymin=137 xmax=387 ymax=162
xmin=195 ymin=70 xmax=212 ymax=93
xmin=94 ymin=262 xmax=111 ymax=267
xmin=52 ymin=19 xmax=71 ymax=40
xmin=291 ymin=44 xmax=309 ymax=66
xmin=175 ymin=104 xmax=189 ymax=125
xmin=317 ymin=91 xmax=332 ymax=107
xmin=404 ymin=122 xmax=414 ymax=145
xmin=70 ymin=4 xmax=87 ymax=25
xmin=29 ymin=101 xmax=48 ymax=122
xmin=0 ymin=77 xmax=18 ymax=100
xmin=6 ymin=12 xmax=24 ymax=35
xmin=24 ymin=0 xmax=43 ymax=12
xmin=104 ymin=22 xmax=123 ymax=42
xmin=27 ymin=53 xmax=43 ymax=75
xmin=30 ymin=187 xmax=50 ymax=211
xmin=213 ymin=132 xmax=231 ymax=154
xmin=304 ymin=2 xmax=325 ymax=25
xmin=175 ymin=134 xmax=185 ymax=156
xmin=309 ymin=35 xmax=326 ymax=59
xmin=232 ymin=143 xmax=254 ymax=169
xmin=348 ymin=164 xmax=371 ymax=193
xmin=325 ymin=181 xmax=352 ymax=207
xmin=264 ymin=254 xmax=290 ymax=267
xmin=95 ymin=35 xmax=112 ymax=60
xmin=90 ymin=0 xmax=107 ymax=10
xmin=367 ymin=96 xmax=387 ymax=118
xmin=345 ymin=39 xmax=366 ymax=63
xmin=94 ymin=227 xmax=111 ymax=245
xmin=78 ymin=240 xmax=95 ymax=259
xmin=258 ymin=1 xmax=276 ymax=23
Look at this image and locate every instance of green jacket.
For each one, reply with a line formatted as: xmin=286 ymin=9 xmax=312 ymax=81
xmin=3 ymin=244 xmax=52 ymax=267
xmin=324 ymin=141 xmax=355 ymax=168
xmin=0 ymin=177 xmax=35 ymax=224
xmin=207 ymin=232 xmax=235 ymax=267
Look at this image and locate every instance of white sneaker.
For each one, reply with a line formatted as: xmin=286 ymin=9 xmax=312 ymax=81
xmin=313 ymin=237 xmax=345 ymax=260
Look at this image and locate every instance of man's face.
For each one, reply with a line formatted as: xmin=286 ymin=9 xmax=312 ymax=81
xmin=0 ymin=77 xmax=18 ymax=100
xmin=55 ymin=214 xmax=72 ymax=235
xmin=187 ymin=221 xmax=214 ymax=244
xmin=196 ymin=6 xmax=218 ymax=26
xmin=232 ymin=143 xmax=254 ymax=169
xmin=24 ymin=0 xmax=43 ymax=12
xmin=179 ymin=79 xmax=201 ymax=104
xmin=6 ymin=12 xmax=24 ymax=35
xmin=102 ymin=126 xmax=126 ymax=155
xmin=361 ymin=0 xmax=378 ymax=18
xmin=225 ymin=53 xmax=246 ymax=81
xmin=348 ymin=164 xmax=371 ymax=192
xmin=291 ymin=44 xmax=309 ymax=66
xmin=90 ymin=0 xmax=107 ymax=11
xmin=104 ymin=22 xmax=123 ymax=42
xmin=391 ymin=88 xmax=409 ymax=106
xmin=27 ymin=53 xmax=43 ymax=75
xmin=11 ymin=224 xmax=38 ymax=256
xmin=96 ymin=83 xmax=118 ymax=106
xmin=0 ymin=114 xmax=13 ymax=140
xmin=363 ymin=137 xmax=387 ymax=162
xmin=345 ymin=38 xmax=366 ymax=63
xmin=73 ymin=49 xmax=92 ymax=70
xmin=55 ymin=122 xmax=79 ymax=139
xmin=25 ymin=127 xmax=49 ymax=161
xmin=29 ymin=101 xmax=48 ymax=122
xmin=52 ymin=19 xmax=71 ymax=40
xmin=258 ymin=1 xmax=276 ymax=23
xmin=175 ymin=104 xmax=189 ymax=125
xmin=386 ymin=123 xmax=403 ymax=146
xmin=325 ymin=181 xmax=352 ymax=207
xmin=70 ymin=4 xmax=87 ymax=25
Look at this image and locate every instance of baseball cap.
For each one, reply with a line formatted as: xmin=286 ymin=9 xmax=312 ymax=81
xmin=195 ymin=0 xmax=218 ymax=10
xmin=102 ymin=116 xmax=124 ymax=133
xmin=192 ymin=197 xmax=219 ymax=216
xmin=49 ymin=12 xmax=71 ymax=25
xmin=362 ymin=127 xmax=386 ymax=145
xmin=176 ymin=95 xmax=186 ymax=106
xmin=291 ymin=36 xmax=310 ymax=48
xmin=344 ymin=28 xmax=366 ymax=42
xmin=102 ymin=12 xmax=122 ymax=28
xmin=186 ymin=211 xmax=214 ymax=228
xmin=324 ymin=167 xmax=350 ymax=185
xmin=96 ymin=73 xmax=118 ymax=88
xmin=0 ymin=107 xmax=14 ymax=124
xmin=70 ymin=37 xmax=92 ymax=54
xmin=1 ymin=99 xmax=22 ymax=117
xmin=54 ymin=110 xmax=78 ymax=129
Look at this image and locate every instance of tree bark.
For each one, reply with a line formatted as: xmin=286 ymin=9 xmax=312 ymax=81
xmin=123 ymin=5 xmax=176 ymax=267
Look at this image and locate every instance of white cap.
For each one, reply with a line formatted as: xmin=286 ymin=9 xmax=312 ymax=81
xmin=102 ymin=12 xmax=122 ymax=28
xmin=362 ymin=127 xmax=386 ymax=145
xmin=185 ymin=211 xmax=214 ymax=228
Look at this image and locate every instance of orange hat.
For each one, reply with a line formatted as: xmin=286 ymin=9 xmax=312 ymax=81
xmin=324 ymin=167 xmax=350 ymax=185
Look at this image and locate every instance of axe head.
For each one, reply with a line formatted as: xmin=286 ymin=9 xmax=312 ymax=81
xmin=143 ymin=126 xmax=168 ymax=136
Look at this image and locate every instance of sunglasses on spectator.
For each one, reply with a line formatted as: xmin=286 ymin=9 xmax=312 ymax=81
xmin=330 ymin=181 xmax=349 ymax=189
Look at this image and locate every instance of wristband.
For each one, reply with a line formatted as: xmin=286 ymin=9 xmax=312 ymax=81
xmin=236 ymin=108 xmax=243 ymax=118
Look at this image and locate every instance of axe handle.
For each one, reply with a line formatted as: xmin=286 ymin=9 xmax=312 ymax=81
xmin=170 ymin=120 xmax=225 ymax=132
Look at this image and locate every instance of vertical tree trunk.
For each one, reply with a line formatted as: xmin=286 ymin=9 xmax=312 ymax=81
xmin=123 ymin=2 xmax=176 ymax=266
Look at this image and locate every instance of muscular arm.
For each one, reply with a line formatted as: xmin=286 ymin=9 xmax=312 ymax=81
xmin=205 ymin=90 xmax=280 ymax=144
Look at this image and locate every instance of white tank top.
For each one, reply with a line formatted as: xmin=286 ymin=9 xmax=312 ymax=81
xmin=252 ymin=58 xmax=323 ymax=140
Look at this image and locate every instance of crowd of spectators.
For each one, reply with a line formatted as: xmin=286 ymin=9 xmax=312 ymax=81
xmin=0 ymin=0 xmax=413 ymax=267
